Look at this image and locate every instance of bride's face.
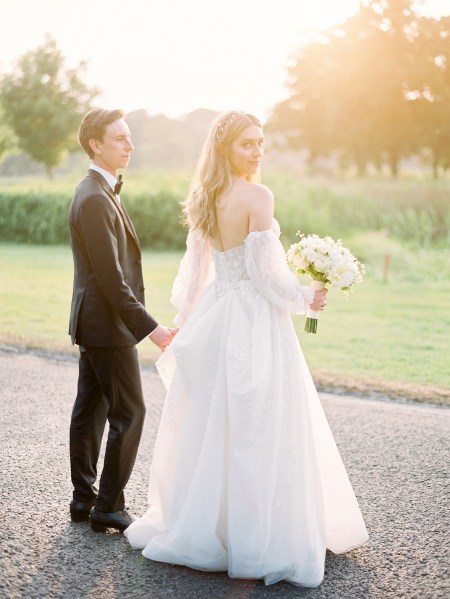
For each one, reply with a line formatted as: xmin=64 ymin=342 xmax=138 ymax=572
xmin=228 ymin=125 xmax=264 ymax=178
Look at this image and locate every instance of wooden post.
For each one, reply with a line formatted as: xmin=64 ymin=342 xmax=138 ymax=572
xmin=383 ymin=254 xmax=391 ymax=283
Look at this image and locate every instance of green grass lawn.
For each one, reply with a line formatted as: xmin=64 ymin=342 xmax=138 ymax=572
xmin=1 ymin=243 xmax=449 ymax=403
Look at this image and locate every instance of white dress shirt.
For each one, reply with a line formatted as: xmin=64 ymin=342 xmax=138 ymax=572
xmin=90 ymin=163 xmax=121 ymax=203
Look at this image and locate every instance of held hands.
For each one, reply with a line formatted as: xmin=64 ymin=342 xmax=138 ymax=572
xmin=149 ymin=325 xmax=179 ymax=351
xmin=309 ymin=288 xmax=328 ymax=312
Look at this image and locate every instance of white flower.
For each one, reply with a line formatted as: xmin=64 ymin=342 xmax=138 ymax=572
xmin=286 ymin=232 xmax=364 ymax=290
xmin=313 ymin=257 xmax=329 ymax=272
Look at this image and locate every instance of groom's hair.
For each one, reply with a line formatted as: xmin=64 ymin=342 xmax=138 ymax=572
xmin=78 ymin=108 xmax=125 ymax=158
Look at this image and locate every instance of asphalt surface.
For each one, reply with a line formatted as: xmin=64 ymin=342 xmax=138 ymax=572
xmin=0 ymin=347 xmax=448 ymax=599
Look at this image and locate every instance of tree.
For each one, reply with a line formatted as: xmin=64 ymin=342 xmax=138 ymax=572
xmin=407 ymin=15 xmax=450 ymax=177
xmin=268 ymin=0 xmax=450 ymax=177
xmin=0 ymin=105 xmax=16 ymax=159
xmin=1 ymin=35 xmax=98 ymax=177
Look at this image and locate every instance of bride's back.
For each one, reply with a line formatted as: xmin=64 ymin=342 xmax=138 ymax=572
xmin=211 ymin=178 xmax=274 ymax=252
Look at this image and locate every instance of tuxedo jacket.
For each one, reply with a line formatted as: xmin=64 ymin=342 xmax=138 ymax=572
xmin=68 ymin=169 xmax=158 ymax=347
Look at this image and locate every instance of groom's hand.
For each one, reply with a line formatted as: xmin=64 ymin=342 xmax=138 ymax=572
xmin=149 ymin=325 xmax=178 ymax=351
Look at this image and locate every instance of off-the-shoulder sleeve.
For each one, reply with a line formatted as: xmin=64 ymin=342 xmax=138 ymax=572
xmin=171 ymin=229 xmax=215 ymax=326
xmin=244 ymin=229 xmax=314 ymax=314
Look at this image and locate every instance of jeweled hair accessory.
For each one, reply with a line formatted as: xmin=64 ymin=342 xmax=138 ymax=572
xmin=215 ymin=111 xmax=246 ymax=143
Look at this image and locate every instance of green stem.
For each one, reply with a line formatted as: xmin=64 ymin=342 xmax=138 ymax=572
xmin=305 ymin=317 xmax=318 ymax=334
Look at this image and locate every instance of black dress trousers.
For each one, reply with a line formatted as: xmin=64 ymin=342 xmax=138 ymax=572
xmin=70 ymin=345 xmax=146 ymax=512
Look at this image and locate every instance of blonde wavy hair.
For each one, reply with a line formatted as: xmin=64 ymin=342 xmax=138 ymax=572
xmin=183 ymin=110 xmax=262 ymax=237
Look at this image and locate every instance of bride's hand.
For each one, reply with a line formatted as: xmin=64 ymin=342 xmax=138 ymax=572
xmin=309 ymin=288 xmax=328 ymax=311
xmin=168 ymin=327 xmax=179 ymax=340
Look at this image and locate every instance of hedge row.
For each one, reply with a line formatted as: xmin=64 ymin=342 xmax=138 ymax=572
xmin=1 ymin=181 xmax=449 ymax=249
xmin=0 ymin=190 xmax=187 ymax=249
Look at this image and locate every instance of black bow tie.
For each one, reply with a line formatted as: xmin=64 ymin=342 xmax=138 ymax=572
xmin=114 ymin=175 xmax=123 ymax=195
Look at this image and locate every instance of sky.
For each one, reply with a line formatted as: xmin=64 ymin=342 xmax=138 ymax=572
xmin=1 ymin=0 xmax=449 ymax=120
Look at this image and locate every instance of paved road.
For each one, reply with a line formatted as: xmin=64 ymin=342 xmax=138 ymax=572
xmin=0 ymin=348 xmax=448 ymax=599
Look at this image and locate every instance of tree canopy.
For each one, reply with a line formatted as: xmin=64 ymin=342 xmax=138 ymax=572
xmin=268 ymin=0 xmax=450 ymax=177
xmin=0 ymin=35 xmax=98 ymax=177
xmin=0 ymin=105 xmax=16 ymax=160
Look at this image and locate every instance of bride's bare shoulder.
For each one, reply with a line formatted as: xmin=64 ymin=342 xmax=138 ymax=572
xmin=239 ymin=181 xmax=274 ymax=207
xmin=241 ymin=182 xmax=274 ymax=230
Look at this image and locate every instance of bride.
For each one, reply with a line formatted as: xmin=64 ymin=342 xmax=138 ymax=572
xmin=125 ymin=111 xmax=368 ymax=587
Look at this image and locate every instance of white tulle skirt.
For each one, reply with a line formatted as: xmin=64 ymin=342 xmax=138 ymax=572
xmin=125 ymin=281 xmax=368 ymax=587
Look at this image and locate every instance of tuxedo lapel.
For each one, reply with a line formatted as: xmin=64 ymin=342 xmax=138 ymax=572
xmin=119 ymin=202 xmax=140 ymax=241
xmin=87 ymin=170 xmax=141 ymax=250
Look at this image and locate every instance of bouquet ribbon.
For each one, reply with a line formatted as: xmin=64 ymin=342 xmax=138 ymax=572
xmin=305 ymin=280 xmax=326 ymax=334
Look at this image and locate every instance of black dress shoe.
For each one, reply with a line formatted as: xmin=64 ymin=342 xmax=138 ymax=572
xmin=70 ymin=499 xmax=95 ymax=522
xmin=90 ymin=508 xmax=136 ymax=532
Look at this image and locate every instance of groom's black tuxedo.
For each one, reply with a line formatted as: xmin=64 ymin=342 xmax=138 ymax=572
xmin=69 ymin=169 xmax=157 ymax=346
xmin=68 ymin=168 xmax=157 ymax=513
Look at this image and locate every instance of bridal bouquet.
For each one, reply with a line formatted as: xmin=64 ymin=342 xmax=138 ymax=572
xmin=286 ymin=233 xmax=365 ymax=333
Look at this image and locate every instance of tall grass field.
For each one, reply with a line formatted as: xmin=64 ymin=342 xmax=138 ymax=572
xmin=0 ymin=170 xmax=449 ymax=404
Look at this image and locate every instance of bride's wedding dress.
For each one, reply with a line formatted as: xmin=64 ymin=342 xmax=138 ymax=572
xmin=125 ymin=219 xmax=368 ymax=587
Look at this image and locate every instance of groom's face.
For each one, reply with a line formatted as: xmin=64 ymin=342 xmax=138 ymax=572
xmin=90 ymin=118 xmax=134 ymax=176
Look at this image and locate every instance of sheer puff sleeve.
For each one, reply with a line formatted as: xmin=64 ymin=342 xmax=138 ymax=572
xmin=171 ymin=228 xmax=215 ymax=326
xmin=244 ymin=221 xmax=314 ymax=314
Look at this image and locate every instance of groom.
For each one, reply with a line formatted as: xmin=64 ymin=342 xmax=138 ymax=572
xmin=68 ymin=108 xmax=174 ymax=532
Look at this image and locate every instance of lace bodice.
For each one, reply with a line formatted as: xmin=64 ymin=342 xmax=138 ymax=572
xmin=212 ymin=219 xmax=281 ymax=283
xmin=213 ymin=245 xmax=249 ymax=283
